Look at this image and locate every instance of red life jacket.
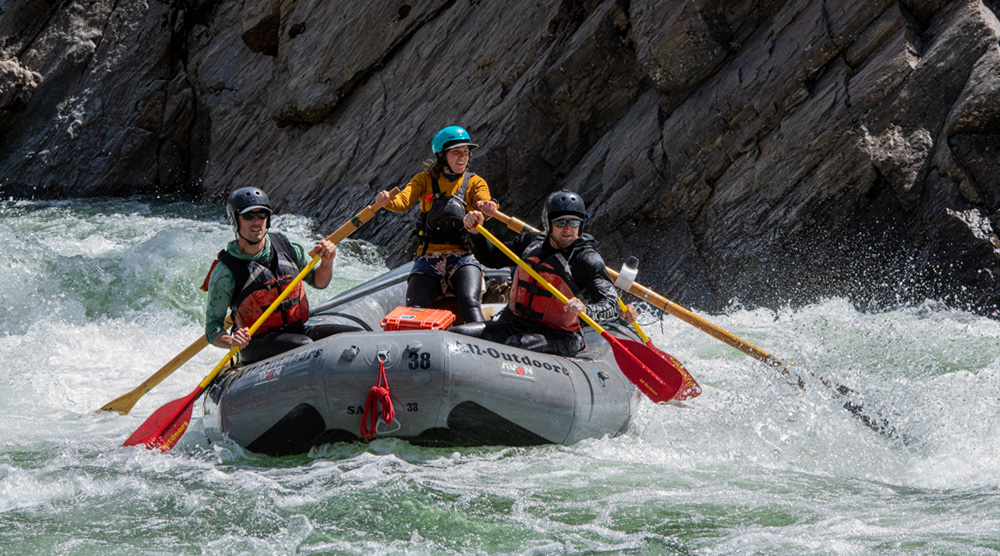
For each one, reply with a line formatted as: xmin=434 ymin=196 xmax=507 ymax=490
xmin=508 ymin=237 xmax=581 ymax=332
xmin=214 ymin=233 xmax=309 ymax=334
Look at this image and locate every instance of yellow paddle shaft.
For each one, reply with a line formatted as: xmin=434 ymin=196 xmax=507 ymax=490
xmin=618 ymin=297 xmax=651 ymax=344
xmin=490 ymin=211 xmax=789 ymax=371
xmin=196 ymin=189 xmax=400 ymax=390
xmin=485 ymin=211 xmax=646 ymax=340
xmin=486 ymin=211 xmax=904 ymax=437
xmin=473 ymin=224 xmax=605 ymax=334
xmin=198 ymin=257 xmax=320 ymax=388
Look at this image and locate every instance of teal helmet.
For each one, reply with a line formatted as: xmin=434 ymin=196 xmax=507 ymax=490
xmin=431 ymin=126 xmax=478 ymax=155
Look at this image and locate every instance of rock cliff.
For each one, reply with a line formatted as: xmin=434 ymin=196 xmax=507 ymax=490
xmin=2 ymin=0 xmax=999 ymax=315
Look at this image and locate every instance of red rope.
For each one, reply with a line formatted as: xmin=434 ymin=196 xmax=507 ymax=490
xmin=360 ymin=355 xmax=394 ymax=439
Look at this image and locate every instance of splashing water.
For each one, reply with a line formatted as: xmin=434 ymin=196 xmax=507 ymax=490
xmin=1 ymin=197 xmax=998 ymax=555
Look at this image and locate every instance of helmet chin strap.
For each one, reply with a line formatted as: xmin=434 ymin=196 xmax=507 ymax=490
xmin=438 ymin=153 xmax=463 ymax=175
xmin=549 ymin=232 xmax=573 ymax=250
xmin=238 ymin=233 xmax=264 ymax=245
xmin=236 ymin=224 xmax=268 ymax=249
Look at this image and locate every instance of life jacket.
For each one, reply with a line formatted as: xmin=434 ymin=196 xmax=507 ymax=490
xmin=415 ymin=172 xmax=472 ymax=254
xmin=216 ymin=232 xmax=309 ymax=334
xmin=508 ymin=236 xmax=582 ymax=332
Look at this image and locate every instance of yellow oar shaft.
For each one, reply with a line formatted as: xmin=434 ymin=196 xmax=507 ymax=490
xmin=488 ymin=211 xmax=652 ymax=341
xmin=618 ymin=297 xmax=651 ymax=344
xmin=105 ymin=188 xmax=399 ymax=415
xmin=196 ymin=188 xmax=401 ymax=389
xmin=197 ymin=255 xmax=320 ymax=388
xmin=474 ymin=224 xmax=605 ymax=333
xmin=473 ymin=221 xmax=685 ymax=403
xmin=490 ymin=211 xmax=786 ymax=368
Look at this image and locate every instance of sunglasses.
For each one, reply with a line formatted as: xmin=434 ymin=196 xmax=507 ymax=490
xmin=552 ymin=218 xmax=582 ymax=228
xmin=240 ymin=210 xmax=270 ymax=221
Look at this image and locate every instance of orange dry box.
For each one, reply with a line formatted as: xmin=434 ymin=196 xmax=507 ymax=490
xmin=380 ymin=306 xmax=456 ymax=331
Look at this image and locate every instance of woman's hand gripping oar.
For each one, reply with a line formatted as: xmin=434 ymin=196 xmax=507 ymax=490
xmin=100 ymin=189 xmax=398 ymax=416
xmin=122 ymin=191 xmax=399 ymax=450
xmin=472 ymin=223 xmax=682 ymax=403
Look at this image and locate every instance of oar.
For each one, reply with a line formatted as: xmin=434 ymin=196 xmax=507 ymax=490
xmin=473 ymin=224 xmax=682 ymax=403
xmin=491 ymin=211 xmax=896 ymax=436
xmin=605 ymin=264 xmax=898 ymax=435
xmin=600 ymin=251 xmax=701 ymax=401
xmin=487 ymin=212 xmax=700 ymax=401
xmin=98 ymin=335 xmax=209 ymax=415
xmin=123 ymin=191 xmax=398 ymax=450
xmin=615 ymin=296 xmax=701 ymax=401
xmin=97 ymin=314 xmax=233 ymax=415
xmin=101 ymin=189 xmax=399 ymax=416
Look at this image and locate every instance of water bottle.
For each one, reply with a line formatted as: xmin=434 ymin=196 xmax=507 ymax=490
xmin=614 ymin=256 xmax=639 ymax=291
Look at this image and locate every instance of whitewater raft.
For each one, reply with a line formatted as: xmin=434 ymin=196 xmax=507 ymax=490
xmin=202 ymin=264 xmax=643 ymax=456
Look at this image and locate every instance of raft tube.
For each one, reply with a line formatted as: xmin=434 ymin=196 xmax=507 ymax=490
xmin=202 ymin=265 xmax=642 ymax=455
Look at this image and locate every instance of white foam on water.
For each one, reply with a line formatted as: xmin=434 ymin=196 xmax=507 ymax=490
xmin=4 ymin=198 xmax=1000 ymax=554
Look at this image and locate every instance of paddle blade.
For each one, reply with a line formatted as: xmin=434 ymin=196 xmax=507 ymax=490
xmin=122 ymin=389 xmax=199 ymax=451
xmin=604 ymin=334 xmax=683 ymax=403
xmin=97 ymin=336 xmax=210 ymax=415
xmin=647 ymin=342 xmax=702 ymax=400
xmin=98 ymin=389 xmax=144 ymax=416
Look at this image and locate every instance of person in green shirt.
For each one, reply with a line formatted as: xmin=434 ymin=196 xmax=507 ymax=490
xmin=202 ymin=187 xmax=342 ymax=364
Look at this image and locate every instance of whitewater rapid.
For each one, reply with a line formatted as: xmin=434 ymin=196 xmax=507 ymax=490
xmin=2 ymin=197 xmax=998 ymax=555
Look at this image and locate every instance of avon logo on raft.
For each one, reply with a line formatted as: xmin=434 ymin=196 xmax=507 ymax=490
xmin=500 ymin=361 xmax=535 ymax=381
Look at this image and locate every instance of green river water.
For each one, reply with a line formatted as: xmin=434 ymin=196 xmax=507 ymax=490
xmin=1 ymin=197 xmax=998 ymax=555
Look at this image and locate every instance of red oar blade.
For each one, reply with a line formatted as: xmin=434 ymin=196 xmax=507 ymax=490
xmin=604 ymin=334 xmax=683 ymax=403
xmin=122 ymin=388 xmax=200 ymax=451
xmin=647 ymin=342 xmax=702 ymax=400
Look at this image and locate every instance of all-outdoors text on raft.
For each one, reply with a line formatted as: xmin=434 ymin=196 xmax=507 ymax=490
xmin=457 ymin=341 xmax=571 ymax=376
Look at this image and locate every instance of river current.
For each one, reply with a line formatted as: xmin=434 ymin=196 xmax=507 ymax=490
xmin=1 ymin=197 xmax=998 ymax=555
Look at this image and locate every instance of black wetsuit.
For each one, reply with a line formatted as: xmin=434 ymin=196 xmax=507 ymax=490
xmin=451 ymin=231 xmax=619 ymax=356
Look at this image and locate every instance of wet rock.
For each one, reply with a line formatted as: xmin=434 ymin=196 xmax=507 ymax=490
xmin=2 ymin=0 xmax=1000 ymax=316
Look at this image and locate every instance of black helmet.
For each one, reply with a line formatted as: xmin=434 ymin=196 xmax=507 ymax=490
xmin=226 ymin=187 xmax=272 ymax=233
xmin=541 ymin=190 xmax=588 ymax=232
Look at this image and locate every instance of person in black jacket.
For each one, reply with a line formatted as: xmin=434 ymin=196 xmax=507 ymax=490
xmin=453 ymin=190 xmax=623 ymax=357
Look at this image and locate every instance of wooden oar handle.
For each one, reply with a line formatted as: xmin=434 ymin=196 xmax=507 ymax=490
xmin=604 ymin=267 xmax=784 ymax=363
xmin=490 ymin=211 xmax=785 ymax=368
xmin=491 ymin=211 xmax=530 ymax=233
xmin=307 ymin=187 xmax=399 ymax=258
xmin=486 ymin=212 xmax=892 ymax=433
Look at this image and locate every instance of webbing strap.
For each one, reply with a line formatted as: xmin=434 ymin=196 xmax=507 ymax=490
xmin=360 ymin=354 xmax=394 ymax=439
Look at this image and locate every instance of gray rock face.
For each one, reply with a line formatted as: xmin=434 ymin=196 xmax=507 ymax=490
xmin=2 ymin=0 xmax=999 ymax=316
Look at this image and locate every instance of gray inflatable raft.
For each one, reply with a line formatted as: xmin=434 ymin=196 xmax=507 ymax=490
xmin=202 ymin=264 xmax=642 ymax=456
